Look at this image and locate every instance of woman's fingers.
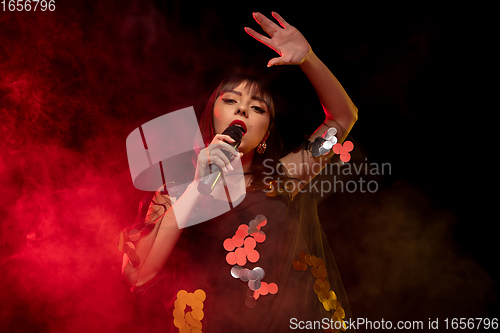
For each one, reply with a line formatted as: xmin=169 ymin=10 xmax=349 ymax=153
xmin=211 ymin=134 xmax=235 ymax=145
xmin=210 ymin=149 xmax=232 ymax=171
xmin=252 ymin=12 xmax=281 ymax=37
xmin=196 ymin=143 xmax=242 ymax=180
xmin=267 ymin=56 xmax=285 ymax=68
xmin=244 ymin=27 xmax=272 ymax=47
xmin=271 ymin=12 xmax=289 ymax=29
xmin=209 ymin=155 xmax=229 ymax=172
xmin=211 ymin=142 xmax=239 ymax=158
xmin=206 ymin=142 xmax=239 ymax=170
xmin=245 ymin=11 xmax=293 ymax=60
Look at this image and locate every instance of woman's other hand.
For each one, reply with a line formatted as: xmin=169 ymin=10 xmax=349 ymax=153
xmin=244 ymin=12 xmax=312 ymax=67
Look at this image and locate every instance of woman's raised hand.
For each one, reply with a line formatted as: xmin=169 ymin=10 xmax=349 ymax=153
xmin=244 ymin=12 xmax=312 ymax=67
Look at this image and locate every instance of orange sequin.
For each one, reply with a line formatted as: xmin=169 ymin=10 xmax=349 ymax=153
xmin=173 ymin=289 xmax=206 ymax=333
xmin=293 ymin=251 xmax=347 ymax=329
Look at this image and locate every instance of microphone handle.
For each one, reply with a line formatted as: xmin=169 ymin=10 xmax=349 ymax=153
xmin=197 ymin=143 xmax=238 ymax=195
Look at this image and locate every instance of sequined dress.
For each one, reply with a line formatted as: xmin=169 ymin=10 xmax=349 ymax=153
xmin=120 ymin=156 xmax=355 ymax=333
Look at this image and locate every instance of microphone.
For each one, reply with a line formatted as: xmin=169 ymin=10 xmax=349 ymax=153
xmin=197 ymin=125 xmax=244 ymax=195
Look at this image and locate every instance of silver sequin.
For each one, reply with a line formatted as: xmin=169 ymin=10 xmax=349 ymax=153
xmin=247 ymin=269 xmax=258 ymax=281
xmin=238 ymin=268 xmax=250 ymax=281
xmin=322 ymin=140 xmax=334 ymax=150
xmin=252 ymin=267 xmax=265 ymax=281
xmin=323 ymin=127 xmax=337 ymax=140
xmin=231 ymin=265 xmax=243 ymax=279
xmin=248 ymin=279 xmax=262 ymax=291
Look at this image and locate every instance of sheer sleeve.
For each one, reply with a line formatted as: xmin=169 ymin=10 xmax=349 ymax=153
xmin=117 ymin=186 xmax=176 ymax=293
xmin=278 ymin=120 xmax=349 ymax=200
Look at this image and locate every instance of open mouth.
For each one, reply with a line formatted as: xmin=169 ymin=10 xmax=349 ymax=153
xmin=229 ymin=120 xmax=247 ymax=134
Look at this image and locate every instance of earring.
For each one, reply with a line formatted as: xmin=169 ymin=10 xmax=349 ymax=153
xmin=257 ymin=142 xmax=267 ymax=154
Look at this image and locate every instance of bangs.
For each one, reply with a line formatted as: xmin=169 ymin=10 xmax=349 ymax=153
xmin=219 ymin=76 xmax=274 ymax=116
xmin=199 ymin=72 xmax=277 ymax=147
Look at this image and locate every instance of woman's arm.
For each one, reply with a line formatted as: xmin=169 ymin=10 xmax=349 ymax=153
xmin=245 ymin=12 xmax=357 ymax=141
xmin=299 ymin=51 xmax=358 ymax=142
xmin=122 ymin=181 xmax=203 ymax=287
xmin=245 ymin=12 xmax=358 ymax=192
xmin=122 ymin=135 xmax=241 ymax=286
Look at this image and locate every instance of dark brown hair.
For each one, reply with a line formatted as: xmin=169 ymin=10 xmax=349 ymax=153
xmin=199 ymin=73 xmax=284 ymax=189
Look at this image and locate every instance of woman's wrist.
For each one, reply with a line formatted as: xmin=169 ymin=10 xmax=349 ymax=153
xmin=299 ymin=49 xmax=318 ymax=70
xmin=186 ymin=179 xmax=204 ymax=202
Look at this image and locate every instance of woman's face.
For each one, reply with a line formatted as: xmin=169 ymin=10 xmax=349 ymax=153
xmin=213 ymin=82 xmax=270 ymax=154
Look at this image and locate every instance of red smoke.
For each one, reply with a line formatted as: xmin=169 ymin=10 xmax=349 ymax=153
xmin=0 ymin=1 xmax=183 ymax=331
xmin=0 ymin=0 xmax=247 ymax=329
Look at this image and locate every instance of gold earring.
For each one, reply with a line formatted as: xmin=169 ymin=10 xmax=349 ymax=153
xmin=257 ymin=142 xmax=267 ymax=154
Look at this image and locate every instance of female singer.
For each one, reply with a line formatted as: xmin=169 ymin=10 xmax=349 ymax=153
xmin=120 ymin=11 xmax=358 ymax=333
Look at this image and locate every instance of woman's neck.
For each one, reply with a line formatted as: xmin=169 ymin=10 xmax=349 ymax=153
xmin=241 ymin=149 xmax=254 ymax=174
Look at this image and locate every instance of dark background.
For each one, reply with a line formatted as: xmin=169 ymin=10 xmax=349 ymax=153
xmin=0 ymin=0 xmax=496 ymax=332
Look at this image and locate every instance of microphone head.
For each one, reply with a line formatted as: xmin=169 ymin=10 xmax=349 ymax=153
xmin=222 ymin=125 xmax=243 ymax=148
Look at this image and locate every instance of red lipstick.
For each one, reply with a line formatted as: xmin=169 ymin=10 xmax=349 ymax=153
xmin=229 ymin=120 xmax=247 ymax=134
